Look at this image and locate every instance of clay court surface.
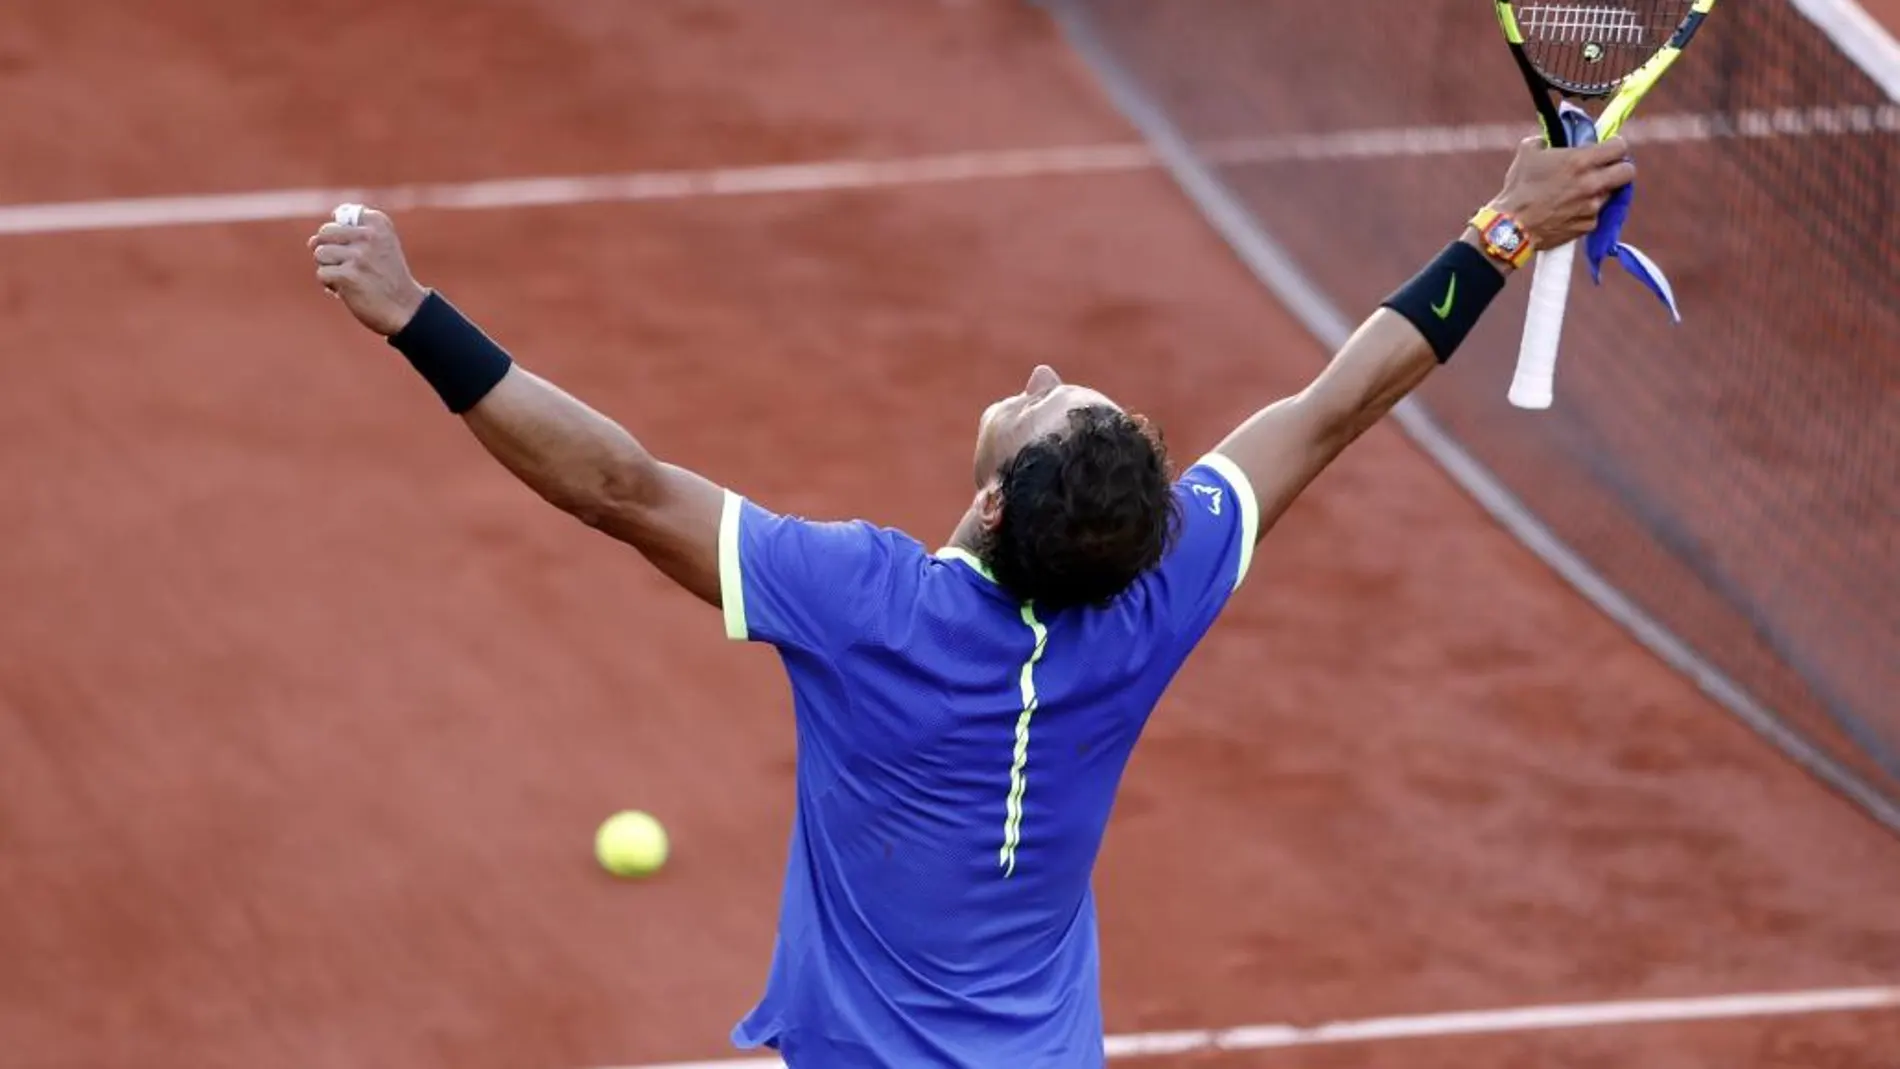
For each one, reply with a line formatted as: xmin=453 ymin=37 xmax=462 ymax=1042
xmin=1 ymin=3 xmax=1897 ymax=1066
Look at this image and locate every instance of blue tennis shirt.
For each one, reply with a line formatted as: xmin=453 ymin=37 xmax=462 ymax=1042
xmin=717 ymin=455 xmax=1259 ymax=1067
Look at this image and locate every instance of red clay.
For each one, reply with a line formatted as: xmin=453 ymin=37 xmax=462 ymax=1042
xmin=0 ymin=3 xmax=1895 ymax=1068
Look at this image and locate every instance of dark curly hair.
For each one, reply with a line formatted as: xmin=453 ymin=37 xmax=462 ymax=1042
xmin=974 ymin=405 xmax=1181 ymax=611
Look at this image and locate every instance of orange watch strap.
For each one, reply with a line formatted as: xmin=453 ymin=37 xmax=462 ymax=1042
xmin=1470 ymin=207 xmax=1536 ymax=269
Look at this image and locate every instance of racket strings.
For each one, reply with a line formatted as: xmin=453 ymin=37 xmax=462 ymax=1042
xmin=1511 ymin=1 xmax=1693 ymax=92
xmin=1518 ymin=5 xmax=1645 ymax=43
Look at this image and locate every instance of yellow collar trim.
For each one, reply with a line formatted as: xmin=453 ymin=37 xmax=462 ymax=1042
xmin=935 ymin=546 xmax=997 ymax=584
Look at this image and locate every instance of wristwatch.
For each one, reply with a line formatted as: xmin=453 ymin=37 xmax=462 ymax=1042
xmin=1469 ymin=206 xmax=1536 ymax=270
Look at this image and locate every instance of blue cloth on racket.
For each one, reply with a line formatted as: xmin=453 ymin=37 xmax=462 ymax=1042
xmin=1558 ymin=102 xmax=1682 ymax=323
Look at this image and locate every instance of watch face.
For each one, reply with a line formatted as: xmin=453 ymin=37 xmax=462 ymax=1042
xmin=1487 ymin=220 xmax=1524 ymax=253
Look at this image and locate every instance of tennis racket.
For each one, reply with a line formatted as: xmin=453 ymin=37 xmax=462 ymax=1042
xmin=1495 ymin=1 xmax=1718 ymax=410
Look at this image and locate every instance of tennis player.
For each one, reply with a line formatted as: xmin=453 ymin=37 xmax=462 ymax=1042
xmin=311 ymin=134 xmax=1634 ymax=1066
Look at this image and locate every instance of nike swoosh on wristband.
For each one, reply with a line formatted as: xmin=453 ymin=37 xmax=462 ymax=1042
xmin=1432 ymin=274 xmax=1458 ymax=319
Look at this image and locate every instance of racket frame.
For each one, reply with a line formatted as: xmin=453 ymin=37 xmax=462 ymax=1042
xmin=1494 ymin=1 xmax=1718 ymax=410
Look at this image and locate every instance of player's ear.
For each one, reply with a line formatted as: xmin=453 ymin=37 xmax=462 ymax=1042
xmin=977 ymin=484 xmax=1005 ymax=532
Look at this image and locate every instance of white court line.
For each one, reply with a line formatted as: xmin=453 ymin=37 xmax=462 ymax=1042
xmin=1790 ymin=0 xmax=1900 ymax=104
xmin=606 ymin=986 xmax=1900 ymax=1069
xmin=0 ymin=145 xmax=1157 ymax=237
xmin=0 ymin=105 xmax=1895 ymax=238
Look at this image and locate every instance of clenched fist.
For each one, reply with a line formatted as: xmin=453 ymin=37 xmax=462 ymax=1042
xmin=1486 ymin=135 xmax=1638 ymax=254
xmin=309 ymin=207 xmax=429 ymax=336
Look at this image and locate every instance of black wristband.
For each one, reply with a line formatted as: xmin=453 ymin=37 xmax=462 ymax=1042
xmin=1379 ymin=241 xmax=1508 ymax=363
xmin=387 ymin=290 xmax=515 ymax=414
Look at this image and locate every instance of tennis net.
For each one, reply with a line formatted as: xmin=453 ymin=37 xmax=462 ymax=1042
xmin=1047 ymin=0 xmax=1900 ymax=826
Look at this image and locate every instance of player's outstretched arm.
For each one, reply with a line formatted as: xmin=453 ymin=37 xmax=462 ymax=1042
xmin=309 ymin=208 xmax=724 ymax=608
xmin=1210 ymin=136 xmax=1635 ymax=542
xmin=455 ymin=368 xmax=725 ymax=606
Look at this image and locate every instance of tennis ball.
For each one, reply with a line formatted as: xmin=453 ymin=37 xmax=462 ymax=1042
xmin=595 ymin=810 xmax=668 ymax=878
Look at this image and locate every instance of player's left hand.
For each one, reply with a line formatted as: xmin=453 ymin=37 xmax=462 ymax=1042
xmin=308 ymin=207 xmax=430 ymax=336
xmin=1487 ymin=135 xmax=1638 ymax=255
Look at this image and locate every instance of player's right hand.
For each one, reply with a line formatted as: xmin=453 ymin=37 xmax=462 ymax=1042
xmin=308 ymin=208 xmax=430 ymax=337
xmin=1486 ymin=136 xmax=1638 ymax=254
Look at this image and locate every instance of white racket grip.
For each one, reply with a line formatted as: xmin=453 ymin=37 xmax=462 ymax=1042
xmin=1509 ymin=240 xmax=1578 ymax=410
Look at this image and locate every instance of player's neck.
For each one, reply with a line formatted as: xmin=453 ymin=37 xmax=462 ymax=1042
xmin=945 ymin=506 xmax=984 ymax=558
